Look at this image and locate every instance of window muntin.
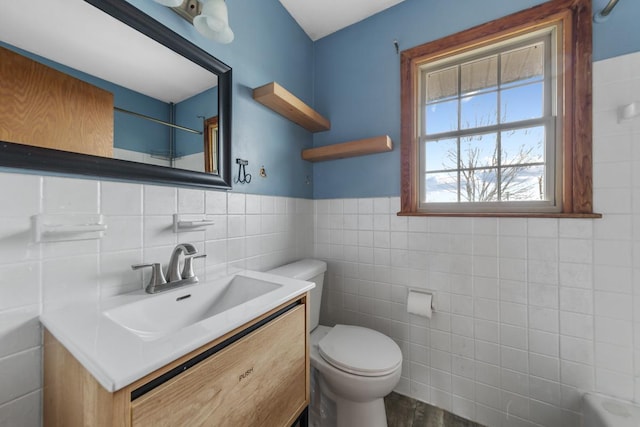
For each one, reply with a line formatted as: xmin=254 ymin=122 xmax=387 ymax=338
xmin=418 ymin=31 xmax=558 ymax=213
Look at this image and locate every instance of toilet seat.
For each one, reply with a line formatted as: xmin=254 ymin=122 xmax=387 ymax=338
xmin=318 ymin=325 xmax=402 ymax=377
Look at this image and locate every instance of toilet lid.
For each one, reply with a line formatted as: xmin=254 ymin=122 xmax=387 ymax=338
xmin=318 ymin=325 xmax=402 ymax=377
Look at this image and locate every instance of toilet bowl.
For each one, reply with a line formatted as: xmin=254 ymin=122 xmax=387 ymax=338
xmin=268 ymin=259 xmax=402 ymax=427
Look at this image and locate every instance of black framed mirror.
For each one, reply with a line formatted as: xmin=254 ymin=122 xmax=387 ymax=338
xmin=0 ymin=0 xmax=232 ymax=189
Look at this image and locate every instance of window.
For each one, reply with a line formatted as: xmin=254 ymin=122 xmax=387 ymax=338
xmin=400 ymin=0 xmax=598 ymax=217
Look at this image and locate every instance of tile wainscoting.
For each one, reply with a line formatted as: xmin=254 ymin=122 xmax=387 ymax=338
xmin=0 ymin=177 xmax=313 ymax=425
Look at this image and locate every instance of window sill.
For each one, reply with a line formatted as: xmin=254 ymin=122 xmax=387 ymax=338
xmin=397 ymin=211 xmax=602 ymax=219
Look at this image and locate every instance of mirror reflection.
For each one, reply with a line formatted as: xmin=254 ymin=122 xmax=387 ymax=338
xmin=0 ymin=0 xmax=219 ymax=174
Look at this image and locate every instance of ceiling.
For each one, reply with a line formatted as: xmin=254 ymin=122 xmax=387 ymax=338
xmin=278 ymin=0 xmax=407 ymax=41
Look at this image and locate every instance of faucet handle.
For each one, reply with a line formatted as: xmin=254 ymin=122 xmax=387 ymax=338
xmin=181 ymin=254 xmax=206 ymax=280
xmin=132 ymin=263 xmax=167 ymax=292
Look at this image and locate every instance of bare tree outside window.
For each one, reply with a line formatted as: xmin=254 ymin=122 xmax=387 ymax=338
xmin=438 ymin=123 xmax=545 ymax=203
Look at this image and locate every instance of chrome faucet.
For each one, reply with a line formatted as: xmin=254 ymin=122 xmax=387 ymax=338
xmin=132 ymin=243 xmax=206 ymax=294
xmin=167 ymin=243 xmax=198 ymax=282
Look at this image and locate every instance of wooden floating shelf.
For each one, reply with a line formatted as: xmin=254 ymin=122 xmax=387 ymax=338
xmin=253 ymin=82 xmax=330 ymax=132
xmin=302 ymin=135 xmax=393 ymax=162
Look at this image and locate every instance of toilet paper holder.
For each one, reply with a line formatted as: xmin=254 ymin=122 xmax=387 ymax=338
xmin=406 ymin=289 xmax=434 ymax=318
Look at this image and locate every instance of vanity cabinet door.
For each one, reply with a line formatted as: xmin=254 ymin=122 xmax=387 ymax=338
xmin=130 ymin=304 xmax=307 ymax=427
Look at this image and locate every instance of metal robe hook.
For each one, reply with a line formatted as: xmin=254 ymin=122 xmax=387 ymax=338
xmin=393 ymin=39 xmax=399 ymax=55
xmin=234 ymin=158 xmax=251 ymax=184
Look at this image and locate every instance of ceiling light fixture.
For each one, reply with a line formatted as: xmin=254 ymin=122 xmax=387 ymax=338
xmin=153 ymin=0 xmax=234 ymax=44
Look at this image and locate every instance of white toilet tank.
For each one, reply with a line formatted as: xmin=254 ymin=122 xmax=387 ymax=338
xmin=267 ymin=259 xmax=327 ymax=331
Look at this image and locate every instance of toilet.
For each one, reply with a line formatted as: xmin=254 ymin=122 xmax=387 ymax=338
xmin=268 ymin=259 xmax=402 ymax=427
xmin=583 ymin=393 xmax=640 ymax=427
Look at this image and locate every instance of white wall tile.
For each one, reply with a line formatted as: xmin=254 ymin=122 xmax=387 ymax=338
xmin=0 ymin=263 xmax=40 ymax=312
xmin=42 ymin=254 xmax=99 ymax=311
xmin=0 ymin=173 xmax=41 ymax=217
xmin=559 ymin=287 xmax=593 ymax=314
xmin=529 ymin=307 xmax=558 ymax=333
xmin=500 ymin=302 xmax=527 ymax=327
xmin=0 ymin=348 xmax=41 ymax=405
xmin=500 ymin=389 xmax=529 ymax=419
xmin=260 ymin=195 xmax=275 ymax=214
xmin=177 ymin=188 xmax=205 ymax=214
xmin=0 ymin=308 xmax=40 ymax=359
xmin=529 ymin=330 xmax=559 ymax=358
xmin=559 ymin=239 xmax=593 ymax=264
xmin=594 ymin=290 xmax=633 ymax=320
xmin=560 ymin=311 xmax=593 ymax=340
xmin=529 ymin=353 xmax=559 ymax=382
xmin=101 ymin=181 xmax=142 ymax=216
xmin=560 ymin=336 xmax=594 ymax=365
xmin=99 ymin=249 xmax=142 ymax=294
xmin=560 ymin=360 xmax=594 ymax=390
xmin=0 ymin=218 xmax=39 ymax=265
xmin=101 ymin=216 xmax=143 ymax=252
xmin=501 ymin=347 xmax=528 ymax=373
xmin=595 ymin=342 xmax=633 ymax=373
xmin=594 ymin=239 xmax=633 ymax=267
xmin=559 ymin=262 xmax=593 ymax=288
xmin=227 ymin=192 xmax=245 ymax=214
xmin=143 ymin=215 xmax=176 ymax=248
xmin=529 ymin=376 xmax=561 ymax=405
xmin=559 ymin=219 xmax=594 ymax=239
xmin=42 ymin=239 xmax=99 ymax=260
xmin=143 ymin=185 xmax=176 ymax=215
xmin=205 ymin=190 xmax=227 ymax=214
xmin=43 ymin=177 xmax=99 ymax=214
xmin=501 ymin=324 xmax=527 ymax=350
xmin=596 ymin=368 xmax=634 ymax=400
xmin=0 ymin=390 xmax=41 ymax=427
xmin=594 ymin=265 xmax=632 ymax=293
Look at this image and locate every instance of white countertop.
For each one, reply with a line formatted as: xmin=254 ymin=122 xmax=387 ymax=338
xmin=40 ymin=270 xmax=314 ymax=392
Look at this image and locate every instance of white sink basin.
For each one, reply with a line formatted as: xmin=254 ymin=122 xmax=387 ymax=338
xmin=104 ymin=274 xmax=281 ymax=339
xmin=41 ymin=269 xmax=314 ymax=391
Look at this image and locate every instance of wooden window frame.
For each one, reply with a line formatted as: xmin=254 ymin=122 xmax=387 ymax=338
xmin=399 ymin=0 xmax=600 ymax=218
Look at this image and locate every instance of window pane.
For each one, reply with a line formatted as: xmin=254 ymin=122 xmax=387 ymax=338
xmin=426 ymin=66 xmax=458 ymax=103
xmin=501 ymin=82 xmax=543 ymax=123
xmin=460 ymin=133 xmax=497 ymax=169
xmin=501 ymin=126 xmax=545 ymax=165
xmin=425 ymin=100 xmax=458 ymax=135
xmin=500 ymin=165 xmax=545 ymax=201
xmin=461 ymin=55 xmax=497 ymax=95
xmin=425 ymin=172 xmax=459 ymax=203
xmin=425 ymin=138 xmax=457 ymax=172
xmin=461 ymin=92 xmax=497 ymax=129
xmin=460 ymin=168 xmax=498 ymax=202
xmin=501 ymin=42 xmax=544 ymax=86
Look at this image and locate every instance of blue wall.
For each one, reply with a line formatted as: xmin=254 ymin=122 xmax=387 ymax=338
xmin=312 ymin=0 xmax=640 ymax=199
xmin=175 ymin=87 xmax=218 ymax=157
xmin=592 ymin=0 xmax=640 ymax=61
xmin=11 ymin=0 xmax=637 ymax=199
xmin=128 ymin=0 xmax=315 ymax=198
xmin=113 ymin=91 xmax=170 ymax=155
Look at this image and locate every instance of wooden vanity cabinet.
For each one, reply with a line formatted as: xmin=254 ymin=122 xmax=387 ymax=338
xmin=44 ymin=295 xmax=310 ymax=427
